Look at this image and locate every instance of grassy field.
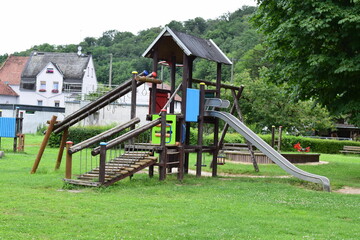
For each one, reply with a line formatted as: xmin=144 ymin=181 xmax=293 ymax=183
xmin=0 ymin=135 xmax=359 ymax=239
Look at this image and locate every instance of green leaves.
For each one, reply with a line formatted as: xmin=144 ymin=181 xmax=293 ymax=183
xmin=252 ymin=0 xmax=360 ymax=125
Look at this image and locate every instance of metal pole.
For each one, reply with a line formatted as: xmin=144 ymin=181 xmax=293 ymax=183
xmin=109 ymin=53 xmax=113 ymax=88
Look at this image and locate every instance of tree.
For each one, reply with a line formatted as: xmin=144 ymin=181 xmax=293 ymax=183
xmin=233 ymin=69 xmax=335 ymax=135
xmin=252 ymin=0 xmax=360 ymax=125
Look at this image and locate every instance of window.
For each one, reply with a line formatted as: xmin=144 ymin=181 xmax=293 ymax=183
xmin=39 ymin=81 xmax=46 ymax=92
xmin=46 ymin=68 xmax=54 ymax=73
xmin=54 ymin=101 xmax=60 ymax=107
xmin=37 ymin=100 xmax=43 ymax=106
xmin=52 ymin=82 xmax=59 ymax=93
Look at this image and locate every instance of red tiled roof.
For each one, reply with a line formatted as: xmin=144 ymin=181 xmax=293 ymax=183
xmin=0 ymin=80 xmax=18 ymax=96
xmin=0 ymin=55 xmax=29 ymax=85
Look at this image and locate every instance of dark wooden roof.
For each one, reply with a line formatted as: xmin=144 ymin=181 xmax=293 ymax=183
xmin=142 ymin=27 xmax=232 ymax=65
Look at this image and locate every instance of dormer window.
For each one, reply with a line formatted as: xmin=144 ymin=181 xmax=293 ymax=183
xmin=46 ymin=68 xmax=54 ymax=73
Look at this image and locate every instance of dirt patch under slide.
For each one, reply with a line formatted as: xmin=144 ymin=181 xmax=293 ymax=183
xmin=334 ymin=186 xmax=360 ymax=195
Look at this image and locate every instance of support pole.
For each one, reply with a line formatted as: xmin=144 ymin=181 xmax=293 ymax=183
xmin=99 ymin=142 xmax=107 ymax=184
xmin=13 ymin=107 xmax=20 ymax=152
xmin=159 ymin=109 xmax=167 ymax=180
xmin=278 ymin=126 xmax=283 ymax=152
xmin=65 ymin=141 xmax=73 ymax=179
xmin=271 ymin=125 xmax=275 ymax=148
xmin=170 ymin=56 xmax=176 ymax=113
xmin=196 ymin=83 xmax=205 ymax=177
xmin=181 ymin=54 xmax=189 ymax=174
xmin=231 ymin=89 xmax=259 ymax=172
xmin=211 ymin=63 xmax=222 ymax=177
xmin=55 ymin=128 xmax=69 ymax=170
xmin=150 ymin=51 xmax=158 ymax=114
xmin=31 ymin=115 xmax=58 ymax=174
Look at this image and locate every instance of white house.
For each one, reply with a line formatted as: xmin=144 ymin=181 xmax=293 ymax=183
xmin=19 ymin=52 xmax=98 ymax=107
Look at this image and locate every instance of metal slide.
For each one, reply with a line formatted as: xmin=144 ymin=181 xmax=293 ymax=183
xmin=205 ymin=110 xmax=331 ymax=192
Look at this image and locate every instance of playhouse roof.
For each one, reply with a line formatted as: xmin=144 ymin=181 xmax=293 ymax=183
xmin=142 ymin=27 xmax=232 ymax=65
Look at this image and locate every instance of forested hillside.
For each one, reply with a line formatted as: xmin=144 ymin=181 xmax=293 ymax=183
xmin=0 ymin=5 xmax=336 ymax=134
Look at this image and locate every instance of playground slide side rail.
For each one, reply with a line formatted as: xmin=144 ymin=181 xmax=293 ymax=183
xmin=205 ymin=110 xmax=331 ymax=192
xmin=68 ymin=117 xmax=140 ymax=155
xmin=53 ymin=80 xmax=144 ymax=134
xmin=91 ymin=118 xmax=162 ymax=156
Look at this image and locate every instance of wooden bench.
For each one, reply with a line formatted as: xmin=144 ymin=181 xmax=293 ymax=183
xmin=340 ymin=146 xmax=360 ymax=154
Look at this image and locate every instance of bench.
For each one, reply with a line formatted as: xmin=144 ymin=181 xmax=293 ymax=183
xmin=340 ymin=146 xmax=360 ymax=154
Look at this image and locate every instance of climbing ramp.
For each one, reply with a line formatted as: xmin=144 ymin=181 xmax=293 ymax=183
xmin=64 ymin=145 xmax=157 ymax=187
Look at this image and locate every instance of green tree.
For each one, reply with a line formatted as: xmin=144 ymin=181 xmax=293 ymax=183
xmin=234 ymin=69 xmax=334 ymax=135
xmin=252 ymin=0 xmax=360 ymax=125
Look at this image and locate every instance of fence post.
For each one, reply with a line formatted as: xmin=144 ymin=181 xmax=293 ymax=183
xmin=65 ymin=141 xmax=73 ymax=179
xmin=99 ymin=142 xmax=107 ymax=184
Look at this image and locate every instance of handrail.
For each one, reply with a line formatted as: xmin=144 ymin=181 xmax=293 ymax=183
xmin=54 ymin=79 xmax=144 ymax=134
xmin=91 ymin=118 xmax=162 ymax=156
xmin=159 ymin=82 xmax=182 ymax=114
xmin=68 ymin=117 xmax=140 ymax=155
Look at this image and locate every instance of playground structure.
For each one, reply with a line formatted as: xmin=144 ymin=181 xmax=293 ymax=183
xmin=31 ymin=27 xmax=331 ymax=191
xmin=0 ymin=108 xmax=25 ymax=152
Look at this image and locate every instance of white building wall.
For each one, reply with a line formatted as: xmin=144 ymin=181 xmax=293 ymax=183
xmin=0 ymin=95 xmax=17 ymax=104
xmin=64 ymin=83 xmax=181 ymax=128
xmin=0 ymin=108 xmax=65 ymax=134
xmin=82 ymin=56 xmax=98 ymax=95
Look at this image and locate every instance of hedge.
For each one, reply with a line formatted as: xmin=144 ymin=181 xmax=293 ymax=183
xmin=49 ymin=126 xmax=360 ymax=154
xmin=199 ymin=131 xmax=360 ymax=154
xmin=48 ymin=124 xmax=150 ymax=148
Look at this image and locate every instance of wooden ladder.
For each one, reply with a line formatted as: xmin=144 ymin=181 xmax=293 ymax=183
xmin=64 ymin=149 xmax=157 ymax=187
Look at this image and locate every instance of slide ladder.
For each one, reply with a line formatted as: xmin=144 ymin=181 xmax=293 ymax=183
xmin=64 ymin=145 xmax=157 ymax=187
xmin=205 ymin=110 xmax=331 ymax=192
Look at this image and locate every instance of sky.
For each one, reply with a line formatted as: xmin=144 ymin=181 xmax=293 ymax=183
xmin=1 ymin=0 xmax=257 ymax=55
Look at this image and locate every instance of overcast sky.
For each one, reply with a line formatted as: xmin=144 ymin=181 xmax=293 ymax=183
xmin=1 ymin=0 xmax=257 ymax=55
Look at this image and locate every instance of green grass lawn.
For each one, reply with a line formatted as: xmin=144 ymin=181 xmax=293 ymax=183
xmin=0 ymin=135 xmax=359 ymax=239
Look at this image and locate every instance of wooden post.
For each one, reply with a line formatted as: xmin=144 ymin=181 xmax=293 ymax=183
xmin=271 ymin=125 xmax=275 ymax=148
xmin=131 ymin=71 xmax=138 ymax=122
xmin=13 ymin=107 xmax=20 ymax=152
xmin=159 ymin=109 xmax=167 ymax=180
xmin=31 ymin=115 xmax=58 ymax=174
xmin=196 ymin=83 xmax=206 ymax=177
xmin=99 ymin=142 xmax=107 ymax=184
xmin=181 ymin=54 xmax=189 ymax=174
xmin=150 ymin=51 xmax=158 ymax=114
xmin=65 ymin=141 xmax=73 ymax=179
xmin=170 ymin=56 xmax=176 ymax=113
xmin=278 ymin=126 xmax=283 ymax=152
xmin=55 ymin=128 xmax=69 ymax=170
xmin=211 ymin=63 xmax=222 ymax=177
xmin=231 ymin=89 xmax=259 ymax=172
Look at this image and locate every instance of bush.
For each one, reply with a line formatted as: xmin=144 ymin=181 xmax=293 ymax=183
xmin=257 ymin=134 xmax=360 ymax=154
xmin=49 ymin=124 xmax=121 ymax=148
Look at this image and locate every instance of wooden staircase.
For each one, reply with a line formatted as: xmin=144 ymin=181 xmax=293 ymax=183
xmin=64 ymin=148 xmax=157 ymax=187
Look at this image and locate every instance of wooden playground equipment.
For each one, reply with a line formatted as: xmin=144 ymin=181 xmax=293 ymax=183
xmin=0 ymin=108 xmax=25 ymax=152
xmin=31 ymin=27 xmax=331 ymax=191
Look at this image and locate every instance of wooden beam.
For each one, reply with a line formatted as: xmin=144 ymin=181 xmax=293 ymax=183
xmin=31 ymin=115 xmax=57 ymax=174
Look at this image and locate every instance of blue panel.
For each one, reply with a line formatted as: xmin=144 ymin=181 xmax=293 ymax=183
xmin=185 ymin=88 xmax=200 ymax=122
xmin=0 ymin=117 xmax=16 ymax=138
